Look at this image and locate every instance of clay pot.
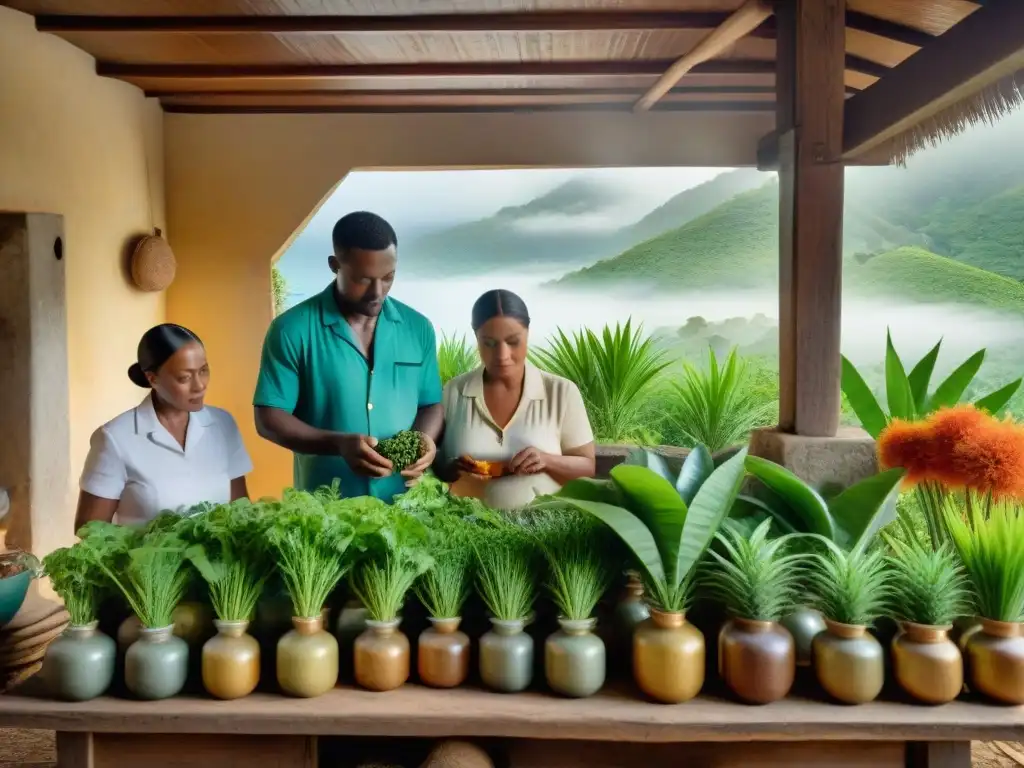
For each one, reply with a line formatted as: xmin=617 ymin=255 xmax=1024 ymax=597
xmin=545 ymin=617 xmax=606 ymax=698
xmin=812 ymin=619 xmax=884 ymax=704
xmin=43 ymin=622 xmax=116 ymax=702
xmin=480 ymin=618 xmax=533 ymax=693
xmin=718 ymin=618 xmax=795 ymax=704
xmin=202 ymin=619 xmax=260 ymax=700
xmin=418 ymin=617 xmax=470 ymax=689
xmin=125 ymin=625 xmax=189 ymax=700
xmin=633 ymin=609 xmax=705 ymax=704
xmin=611 ymin=573 xmax=649 ymax=672
xmin=964 ymin=618 xmax=1024 ymax=705
xmin=890 ymin=622 xmax=961 ymax=704
xmin=780 ymin=606 xmax=826 ymax=668
xmin=955 ymin=616 xmax=982 ymax=652
xmin=277 ymin=615 xmax=338 ymax=698
xmin=354 ymin=618 xmax=410 ymax=692
xmin=116 ymin=601 xmax=213 ymax=655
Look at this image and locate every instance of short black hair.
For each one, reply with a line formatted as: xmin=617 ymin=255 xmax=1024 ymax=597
xmin=332 ymin=211 xmax=398 ymax=257
xmin=471 ymin=289 xmax=531 ymax=332
xmin=128 ymin=324 xmax=203 ymax=388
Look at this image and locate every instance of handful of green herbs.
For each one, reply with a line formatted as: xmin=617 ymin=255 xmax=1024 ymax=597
xmin=180 ymin=499 xmax=273 ymax=622
xmin=42 ymin=544 xmax=109 ymax=627
xmin=350 ymin=506 xmax=433 ymax=622
xmin=376 ymin=430 xmax=422 ymax=472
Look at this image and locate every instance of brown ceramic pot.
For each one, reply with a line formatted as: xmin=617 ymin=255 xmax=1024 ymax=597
xmin=276 ymin=615 xmax=339 ymax=698
xmin=718 ymin=618 xmax=795 ymax=704
xmin=355 ymin=618 xmax=410 ymax=692
xmin=965 ymin=618 xmax=1024 ymax=705
xmin=202 ymin=619 xmax=260 ymax=700
xmin=633 ymin=609 xmax=705 ymax=704
xmin=891 ymin=622 xmax=962 ymax=705
xmin=418 ymin=617 xmax=470 ymax=689
xmin=812 ymin=619 xmax=885 ymax=704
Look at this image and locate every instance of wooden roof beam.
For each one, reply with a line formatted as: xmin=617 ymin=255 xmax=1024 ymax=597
xmin=843 ymin=0 xmax=1024 ymax=159
xmin=634 ymin=0 xmax=774 ymax=112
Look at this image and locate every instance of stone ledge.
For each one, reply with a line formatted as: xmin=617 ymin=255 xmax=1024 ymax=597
xmin=747 ymin=426 xmax=878 ymax=493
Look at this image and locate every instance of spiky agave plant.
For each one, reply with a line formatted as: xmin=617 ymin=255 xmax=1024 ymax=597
xmin=884 ymin=536 xmax=970 ymax=627
xmin=437 ymin=332 xmax=478 ymax=385
xmin=703 ymin=519 xmax=806 ymax=622
xmin=808 ymin=545 xmax=891 ymax=627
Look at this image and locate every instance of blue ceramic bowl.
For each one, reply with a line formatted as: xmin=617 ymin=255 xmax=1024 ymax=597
xmin=0 ymin=569 xmax=32 ymax=627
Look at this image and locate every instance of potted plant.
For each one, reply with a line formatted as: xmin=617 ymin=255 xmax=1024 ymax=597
xmin=555 ymin=448 xmax=748 ymax=703
xmin=474 ymin=523 xmax=538 ymax=693
xmin=945 ymin=501 xmax=1024 ymax=704
xmin=40 ymin=543 xmax=115 ymax=701
xmin=885 ymin=537 xmax=969 ymax=704
xmin=264 ymin=487 xmax=363 ymax=698
xmin=808 ymin=545 xmax=891 ymax=704
xmin=704 ymin=519 xmax=803 ymax=704
xmin=414 ymin=514 xmax=473 ymax=689
xmin=79 ymin=520 xmax=192 ymax=701
xmin=350 ymin=508 xmax=433 ymax=692
xmin=182 ymin=500 xmax=272 ymax=700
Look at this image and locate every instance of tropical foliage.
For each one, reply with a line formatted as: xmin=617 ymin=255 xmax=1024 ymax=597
xmin=808 ymin=545 xmax=891 ymax=627
xmin=945 ymin=500 xmax=1024 ymax=622
xmin=884 ymin=537 xmax=969 ymax=627
xmin=438 ymin=332 xmax=478 ymax=385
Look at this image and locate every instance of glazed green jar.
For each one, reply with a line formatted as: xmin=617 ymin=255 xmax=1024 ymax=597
xmin=781 ymin=606 xmax=826 ymax=668
xmin=480 ymin=618 xmax=533 ymax=693
xmin=125 ymin=625 xmax=189 ymax=700
xmin=43 ymin=622 xmax=116 ymax=701
xmin=545 ymin=618 xmax=606 ymax=698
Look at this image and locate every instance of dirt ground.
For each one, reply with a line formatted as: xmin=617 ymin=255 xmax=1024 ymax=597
xmin=0 ymin=729 xmax=1021 ymax=767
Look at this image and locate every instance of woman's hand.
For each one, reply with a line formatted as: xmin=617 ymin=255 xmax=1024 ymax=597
xmin=508 ymin=447 xmax=550 ymax=476
xmin=401 ymin=433 xmax=437 ymax=486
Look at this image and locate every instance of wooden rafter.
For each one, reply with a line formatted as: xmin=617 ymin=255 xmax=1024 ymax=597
xmin=634 ymin=0 xmax=774 ymax=112
xmin=843 ymin=0 xmax=1024 ymax=159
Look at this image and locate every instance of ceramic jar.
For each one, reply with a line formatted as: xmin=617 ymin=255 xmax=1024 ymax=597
xmin=891 ymin=622 xmax=962 ymax=704
xmin=780 ymin=606 xmax=827 ymax=668
xmin=202 ymin=619 xmax=260 ymax=700
xmin=611 ymin=573 xmax=649 ymax=672
xmin=480 ymin=618 xmax=533 ymax=693
xmin=125 ymin=625 xmax=189 ymax=700
xmin=355 ymin=618 xmax=410 ymax=692
xmin=277 ymin=615 xmax=338 ymax=698
xmin=545 ymin=617 xmax=606 ymax=698
xmin=335 ymin=599 xmax=370 ymax=682
xmin=955 ymin=616 xmax=982 ymax=652
xmin=418 ymin=617 xmax=470 ymax=689
xmin=812 ymin=619 xmax=884 ymax=704
xmin=43 ymin=622 xmax=116 ymax=702
xmin=964 ymin=618 xmax=1024 ymax=704
xmin=718 ymin=618 xmax=795 ymax=704
xmin=633 ymin=610 xmax=705 ymax=704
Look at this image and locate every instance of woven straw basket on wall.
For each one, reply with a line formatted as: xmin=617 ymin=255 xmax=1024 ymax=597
xmin=131 ymin=230 xmax=176 ymax=292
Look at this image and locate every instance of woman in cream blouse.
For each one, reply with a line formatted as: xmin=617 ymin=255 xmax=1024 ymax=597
xmin=437 ymin=290 xmax=596 ymax=509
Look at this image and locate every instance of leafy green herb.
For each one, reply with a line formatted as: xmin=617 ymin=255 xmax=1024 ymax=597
xmin=945 ymin=500 xmax=1024 ymax=622
xmin=414 ymin=513 xmax=474 ymax=619
xmin=262 ymin=485 xmax=365 ymax=619
xmin=42 ymin=544 xmax=107 ymax=626
xmin=350 ymin=507 xmax=433 ymax=622
xmin=534 ymin=508 xmax=614 ymax=621
xmin=376 ymin=430 xmax=422 ymax=472
xmin=884 ymin=536 xmax=970 ymax=626
xmin=78 ymin=518 xmax=191 ymax=629
xmin=473 ymin=523 xmax=537 ymax=622
xmin=180 ymin=499 xmax=273 ymax=622
xmin=704 ymin=519 xmax=806 ymax=622
xmin=808 ymin=544 xmax=891 ymax=627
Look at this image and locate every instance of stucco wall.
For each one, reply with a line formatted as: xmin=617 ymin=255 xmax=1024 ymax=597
xmin=0 ymin=7 xmax=166 ymax=548
xmin=164 ymin=110 xmax=773 ymax=498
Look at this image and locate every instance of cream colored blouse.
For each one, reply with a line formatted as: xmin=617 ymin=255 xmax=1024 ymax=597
xmin=440 ymin=363 xmax=594 ymax=509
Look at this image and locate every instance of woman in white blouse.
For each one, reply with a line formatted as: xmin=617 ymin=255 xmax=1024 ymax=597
xmin=75 ymin=324 xmax=252 ymax=530
xmin=437 ymin=290 xmax=596 ymax=509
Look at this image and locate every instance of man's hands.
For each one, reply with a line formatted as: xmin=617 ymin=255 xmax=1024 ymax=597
xmin=336 ymin=431 xmax=436 ymax=484
xmin=401 ymin=433 xmax=437 ymax=487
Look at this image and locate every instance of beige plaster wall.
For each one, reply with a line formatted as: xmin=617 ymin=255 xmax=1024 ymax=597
xmin=0 ymin=7 xmax=166 ymax=550
xmin=164 ymin=110 xmax=772 ymax=498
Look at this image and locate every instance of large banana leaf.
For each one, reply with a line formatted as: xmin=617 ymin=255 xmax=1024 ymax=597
xmin=608 ymin=464 xmax=688 ymax=583
xmin=827 ymin=468 xmax=905 ymax=554
xmin=744 ymin=456 xmax=835 ymax=539
xmin=673 ymin=448 xmax=748 ymax=587
xmin=927 ymin=349 xmax=985 ymax=411
xmin=676 ymin=444 xmax=714 ymax=505
xmin=885 ymin=330 xmax=916 ymax=420
xmin=840 ymin=356 xmax=888 ymax=438
xmin=975 ymin=378 xmax=1023 ymax=416
xmin=907 ymin=340 xmax=941 ymax=413
xmin=553 ymin=496 xmax=666 ymax=587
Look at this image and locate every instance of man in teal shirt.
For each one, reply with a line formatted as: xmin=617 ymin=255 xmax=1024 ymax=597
xmin=253 ymin=211 xmax=443 ymax=500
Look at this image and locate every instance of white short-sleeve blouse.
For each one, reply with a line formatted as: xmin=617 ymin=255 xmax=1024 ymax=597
xmin=440 ymin=363 xmax=594 ymax=509
xmin=80 ymin=394 xmax=253 ymax=527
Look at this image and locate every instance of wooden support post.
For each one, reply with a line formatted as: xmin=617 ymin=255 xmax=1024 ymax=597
xmin=905 ymin=741 xmax=971 ymax=768
xmin=774 ymin=0 xmax=845 ymax=436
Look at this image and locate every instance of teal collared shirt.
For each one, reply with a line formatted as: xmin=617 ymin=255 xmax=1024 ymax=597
xmin=253 ymin=284 xmax=442 ymax=501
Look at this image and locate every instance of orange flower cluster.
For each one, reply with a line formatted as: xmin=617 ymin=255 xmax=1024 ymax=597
xmin=877 ymin=405 xmax=1024 ymax=498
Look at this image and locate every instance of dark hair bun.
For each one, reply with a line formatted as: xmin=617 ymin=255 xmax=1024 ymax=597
xmin=471 ymin=289 xmax=531 ymax=332
xmin=129 ymin=324 xmax=203 ymax=388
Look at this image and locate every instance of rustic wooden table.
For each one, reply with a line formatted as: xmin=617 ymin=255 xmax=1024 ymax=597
xmin=0 ymin=681 xmax=1020 ymax=768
